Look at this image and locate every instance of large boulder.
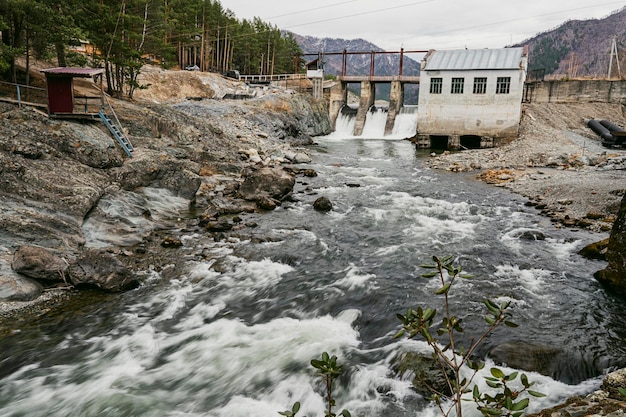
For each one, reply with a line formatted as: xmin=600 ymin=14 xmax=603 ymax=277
xmin=391 ymin=351 xmax=455 ymax=397
xmin=313 ymin=196 xmax=333 ymax=212
xmin=113 ymin=151 xmax=201 ymax=200
xmin=69 ymin=249 xmax=138 ymax=292
xmin=238 ymin=167 xmax=295 ymax=201
xmin=11 ymin=245 xmax=69 ymax=282
xmin=489 ymin=341 xmax=563 ymax=377
xmin=0 ymin=258 xmax=42 ymax=301
xmin=595 ymin=194 xmax=626 ymax=292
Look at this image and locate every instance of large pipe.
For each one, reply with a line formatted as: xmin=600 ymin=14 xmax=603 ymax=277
xmin=599 ymin=119 xmax=626 ymax=134
xmin=587 ymin=119 xmax=615 ymax=145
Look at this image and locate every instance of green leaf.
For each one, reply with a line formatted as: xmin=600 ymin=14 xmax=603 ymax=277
xmin=423 ymin=308 xmax=436 ymax=321
xmin=528 ymin=390 xmax=546 ymax=398
xmin=490 ymin=368 xmax=505 ymax=379
xmin=505 ymin=396 xmax=513 ymax=410
xmin=292 ymin=402 xmax=301 ymax=414
xmin=510 ymin=398 xmax=529 ymax=411
xmin=486 ymin=380 xmax=501 ymax=389
xmin=485 ymin=316 xmax=496 ymax=325
xmin=420 ymin=263 xmax=438 ymax=269
xmin=311 ymin=359 xmax=324 ymax=369
xmin=480 ymin=407 xmax=504 ymax=416
xmin=473 ymin=385 xmax=480 ymax=400
xmin=435 ymin=283 xmax=451 ymax=295
xmin=484 ymin=299 xmax=500 ymax=315
xmin=393 ymin=329 xmax=405 ymax=339
xmin=340 ymin=410 xmax=352 ymax=417
xmin=504 ymin=371 xmax=519 ymax=382
xmin=504 ymin=320 xmax=519 ymax=328
xmin=460 ymin=273 xmax=474 ymax=279
xmin=520 ymin=373 xmax=529 ymax=387
xmin=421 ymin=271 xmax=439 ymax=278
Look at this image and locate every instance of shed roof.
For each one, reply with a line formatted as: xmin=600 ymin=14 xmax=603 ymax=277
xmin=41 ymin=67 xmax=104 ymax=77
xmin=422 ymin=48 xmax=526 ymax=71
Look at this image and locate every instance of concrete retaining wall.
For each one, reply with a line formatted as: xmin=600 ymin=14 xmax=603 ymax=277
xmin=526 ymin=80 xmax=626 ymax=104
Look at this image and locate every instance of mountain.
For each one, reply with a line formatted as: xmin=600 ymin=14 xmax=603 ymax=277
xmin=292 ymin=6 xmax=626 ymax=81
xmin=513 ymin=7 xmax=626 ymax=78
xmin=291 ymin=34 xmax=421 ymax=78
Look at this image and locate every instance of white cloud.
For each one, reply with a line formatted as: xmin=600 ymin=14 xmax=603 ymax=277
xmin=222 ymin=0 xmax=625 ymax=50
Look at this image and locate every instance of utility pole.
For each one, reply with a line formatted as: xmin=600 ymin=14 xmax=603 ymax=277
xmin=607 ymin=36 xmax=622 ymax=80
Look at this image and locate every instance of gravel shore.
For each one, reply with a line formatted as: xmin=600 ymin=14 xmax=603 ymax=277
xmin=426 ymin=102 xmax=626 ymax=232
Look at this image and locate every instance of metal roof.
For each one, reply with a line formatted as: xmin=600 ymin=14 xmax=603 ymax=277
xmin=422 ymin=48 xmax=525 ymax=71
xmin=41 ymin=67 xmax=104 ymax=77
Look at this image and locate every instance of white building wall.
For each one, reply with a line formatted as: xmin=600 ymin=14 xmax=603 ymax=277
xmin=417 ymin=67 xmax=526 ymax=138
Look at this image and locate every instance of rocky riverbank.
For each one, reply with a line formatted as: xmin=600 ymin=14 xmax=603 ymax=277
xmin=427 ymin=102 xmax=626 ymax=233
xmin=426 ymin=102 xmax=626 ymax=291
xmin=0 ymin=69 xmax=330 ymax=314
xmin=1 ymin=68 xmax=625 ymax=415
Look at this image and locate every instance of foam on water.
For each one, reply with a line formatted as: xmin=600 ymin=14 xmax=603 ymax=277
xmin=493 ymin=264 xmax=555 ymax=301
xmin=2 ymin=137 xmax=622 ymax=417
xmin=334 ymin=263 xmax=379 ymax=291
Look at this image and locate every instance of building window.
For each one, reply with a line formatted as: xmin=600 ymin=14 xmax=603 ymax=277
xmin=473 ymin=77 xmax=487 ymax=94
xmin=430 ymin=77 xmax=442 ymax=94
xmin=496 ymin=77 xmax=511 ymax=94
xmin=451 ymin=77 xmax=464 ymax=94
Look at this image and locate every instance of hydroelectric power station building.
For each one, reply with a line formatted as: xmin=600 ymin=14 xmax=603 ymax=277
xmin=415 ymin=47 xmax=529 ymax=149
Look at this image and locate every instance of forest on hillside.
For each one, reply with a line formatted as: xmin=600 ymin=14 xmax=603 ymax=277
xmin=0 ymin=0 xmax=303 ymax=98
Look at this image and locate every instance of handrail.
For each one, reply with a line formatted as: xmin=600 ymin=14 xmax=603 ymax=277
xmin=0 ymin=81 xmax=47 ymax=108
xmin=102 ymin=95 xmax=133 ymax=150
xmin=239 ymin=73 xmax=308 ymax=82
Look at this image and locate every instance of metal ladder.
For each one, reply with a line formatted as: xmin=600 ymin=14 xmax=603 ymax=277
xmin=98 ymin=97 xmax=134 ymax=157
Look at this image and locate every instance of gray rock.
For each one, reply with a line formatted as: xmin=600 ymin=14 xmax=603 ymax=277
xmin=256 ymin=196 xmax=278 ymax=210
xmin=313 ymin=196 xmax=333 ymax=212
xmin=0 ymin=259 xmax=42 ymax=301
xmin=489 ymin=341 xmax=562 ymax=377
xmin=205 ymin=219 xmax=233 ymax=232
xmin=391 ymin=351 xmax=454 ymax=397
xmin=238 ymin=167 xmax=295 ymax=201
xmin=11 ymin=245 xmax=69 ymax=282
xmin=69 ymin=249 xmax=138 ymax=292
xmin=293 ymin=152 xmax=312 ymax=164
xmin=596 ymin=193 xmax=626 ymax=293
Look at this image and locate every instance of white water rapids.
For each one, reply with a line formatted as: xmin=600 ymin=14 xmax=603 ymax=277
xmin=1 ymin=110 xmax=624 ymax=417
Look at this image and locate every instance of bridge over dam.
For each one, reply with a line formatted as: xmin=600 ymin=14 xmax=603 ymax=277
xmin=242 ymin=47 xmax=539 ymax=148
xmin=305 ymin=49 xmax=425 ymax=137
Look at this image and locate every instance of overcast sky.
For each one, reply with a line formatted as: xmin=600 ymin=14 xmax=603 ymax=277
xmin=223 ymin=0 xmax=625 ymax=52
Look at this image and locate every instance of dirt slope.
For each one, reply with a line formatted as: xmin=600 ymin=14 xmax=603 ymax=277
xmin=428 ymin=102 xmax=626 ymax=232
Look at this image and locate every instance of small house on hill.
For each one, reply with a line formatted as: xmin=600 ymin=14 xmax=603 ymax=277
xmin=40 ymin=67 xmax=104 ymax=117
xmin=416 ymin=47 xmax=528 ymax=149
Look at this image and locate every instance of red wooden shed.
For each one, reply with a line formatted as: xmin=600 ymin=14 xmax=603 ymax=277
xmin=40 ymin=67 xmax=104 ymax=117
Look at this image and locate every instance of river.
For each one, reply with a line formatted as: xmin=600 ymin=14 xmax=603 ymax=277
xmin=1 ymin=119 xmax=625 ymax=416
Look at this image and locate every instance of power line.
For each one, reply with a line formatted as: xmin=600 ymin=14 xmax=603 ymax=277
xmin=279 ymin=0 xmax=438 ymax=30
xmin=420 ymin=1 xmax=625 ymax=38
xmin=262 ymin=0 xmax=362 ymax=20
xmin=243 ymin=0 xmax=623 ymax=49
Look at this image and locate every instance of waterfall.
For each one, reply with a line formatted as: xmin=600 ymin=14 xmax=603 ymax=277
xmin=328 ymin=105 xmax=418 ymax=139
xmin=391 ymin=105 xmax=418 ymax=138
